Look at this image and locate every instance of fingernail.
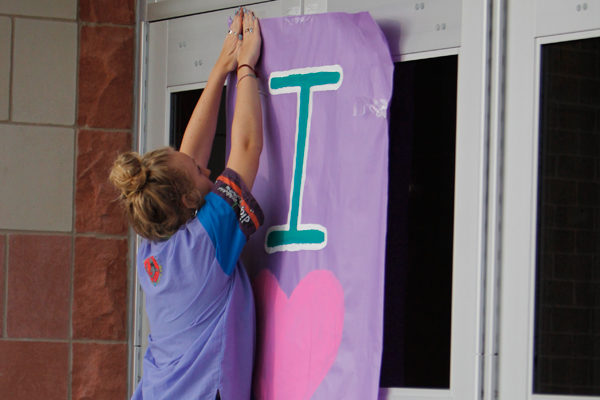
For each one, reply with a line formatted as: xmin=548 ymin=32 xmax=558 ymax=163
xmin=243 ymin=8 xmax=247 ymax=13
xmin=253 ymin=16 xmax=256 ymax=20
xmin=238 ymin=34 xmax=243 ymax=40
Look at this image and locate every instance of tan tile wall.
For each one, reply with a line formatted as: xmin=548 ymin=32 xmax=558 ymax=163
xmin=0 ymin=0 xmax=136 ymax=399
xmin=13 ymin=18 xmax=78 ymax=124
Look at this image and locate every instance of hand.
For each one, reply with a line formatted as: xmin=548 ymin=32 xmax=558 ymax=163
xmin=237 ymin=8 xmax=261 ymax=69
xmin=216 ymin=10 xmax=243 ymax=73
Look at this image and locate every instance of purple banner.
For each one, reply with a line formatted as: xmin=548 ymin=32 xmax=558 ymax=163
xmin=226 ymin=12 xmax=393 ymax=400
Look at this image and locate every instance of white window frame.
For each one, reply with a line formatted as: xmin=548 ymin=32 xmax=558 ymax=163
xmin=135 ymin=1 xmax=495 ymax=399
xmin=372 ymin=1 xmax=491 ymax=399
xmin=498 ymin=0 xmax=600 ymax=398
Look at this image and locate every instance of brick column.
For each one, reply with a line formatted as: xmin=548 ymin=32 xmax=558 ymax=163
xmin=0 ymin=0 xmax=136 ymax=399
xmin=72 ymin=1 xmax=136 ymax=399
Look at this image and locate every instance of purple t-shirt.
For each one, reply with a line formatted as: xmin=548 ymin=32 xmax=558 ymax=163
xmin=132 ymin=168 xmax=264 ymax=400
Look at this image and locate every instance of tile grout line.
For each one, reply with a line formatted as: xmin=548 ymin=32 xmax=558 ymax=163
xmin=8 ymin=16 xmax=14 ymax=123
xmin=73 ymin=232 xmax=130 ymax=239
xmin=0 ymin=13 xmax=77 ymax=23
xmin=81 ymin=21 xmax=136 ymax=29
xmin=68 ymin=185 xmax=75 ymax=400
xmin=0 ymin=121 xmax=132 ymax=133
xmin=68 ymin=172 xmax=75 ymax=400
xmin=0 ymin=228 xmax=127 ymax=240
xmin=0 ymin=120 xmax=76 ymax=129
xmin=3 ymin=234 xmax=8 ymax=338
xmin=0 ymin=337 xmax=127 ymax=344
xmin=75 ymin=126 xmax=134 ymax=133
xmin=68 ymin=5 xmax=82 ymax=400
xmin=0 ymin=14 xmax=135 ymax=29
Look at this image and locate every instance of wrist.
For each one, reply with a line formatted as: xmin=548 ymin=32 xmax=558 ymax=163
xmin=237 ymin=64 xmax=258 ymax=79
xmin=210 ymin=62 xmax=230 ymax=80
xmin=237 ymin=63 xmax=255 ymax=73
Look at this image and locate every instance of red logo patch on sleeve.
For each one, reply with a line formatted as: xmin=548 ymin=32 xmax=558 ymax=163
xmin=144 ymin=256 xmax=162 ymax=286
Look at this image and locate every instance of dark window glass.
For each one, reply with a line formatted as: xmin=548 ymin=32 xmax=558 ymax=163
xmin=534 ymin=36 xmax=600 ymax=395
xmin=170 ymin=86 xmax=228 ymax=182
xmin=380 ymin=56 xmax=457 ymax=389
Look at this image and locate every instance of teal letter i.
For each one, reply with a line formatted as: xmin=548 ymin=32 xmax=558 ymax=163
xmin=265 ymin=65 xmax=343 ymax=254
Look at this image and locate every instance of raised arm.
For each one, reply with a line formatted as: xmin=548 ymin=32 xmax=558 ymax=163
xmin=226 ymin=9 xmax=263 ymax=190
xmin=179 ymin=11 xmax=243 ymax=169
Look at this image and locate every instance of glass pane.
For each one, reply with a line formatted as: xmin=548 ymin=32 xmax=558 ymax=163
xmin=170 ymin=86 xmax=228 ymax=182
xmin=380 ymin=56 xmax=457 ymax=389
xmin=534 ymin=36 xmax=600 ymax=395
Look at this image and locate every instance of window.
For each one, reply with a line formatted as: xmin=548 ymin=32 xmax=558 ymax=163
xmin=170 ymin=87 xmax=228 ymax=181
xmin=534 ymin=36 xmax=600 ymax=396
xmin=382 ymin=56 xmax=457 ymax=389
xmin=141 ymin=2 xmax=489 ymax=399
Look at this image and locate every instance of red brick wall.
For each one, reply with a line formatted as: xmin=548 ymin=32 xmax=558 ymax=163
xmin=0 ymin=1 xmax=136 ymax=399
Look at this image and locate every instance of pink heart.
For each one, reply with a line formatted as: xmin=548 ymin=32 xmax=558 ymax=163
xmin=252 ymin=269 xmax=345 ymax=400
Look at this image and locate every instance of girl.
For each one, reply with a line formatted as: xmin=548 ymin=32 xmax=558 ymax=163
xmin=110 ymin=8 xmax=263 ymax=400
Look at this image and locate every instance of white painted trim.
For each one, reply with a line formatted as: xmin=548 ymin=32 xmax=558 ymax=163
xmin=481 ymin=0 xmax=507 ymax=399
xmin=534 ymin=0 xmax=600 ymax=39
xmin=168 ymin=81 xmax=208 ymax=92
xmin=130 ymin=18 xmax=149 ymax=397
xmin=497 ymin=0 xmax=537 ymax=397
xmin=449 ymin=0 xmax=493 ymax=398
xmin=146 ymin=20 xmax=170 ymax=152
xmin=379 ymin=388 xmax=452 ymax=400
xmin=536 ymin=27 xmax=600 ymax=44
xmin=395 ymin=47 xmax=460 ymax=62
xmin=325 ymin=0 xmax=462 ymax=58
xmin=147 ymin=0 xmax=274 ymax=22
xmin=525 ymin=36 xmax=543 ymax=399
xmin=532 ymin=395 xmax=600 ymax=400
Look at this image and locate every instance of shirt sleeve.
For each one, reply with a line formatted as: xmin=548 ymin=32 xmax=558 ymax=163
xmin=197 ymin=168 xmax=265 ymax=276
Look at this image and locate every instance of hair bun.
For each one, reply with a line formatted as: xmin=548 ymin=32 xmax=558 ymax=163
xmin=109 ymin=152 xmax=149 ymax=198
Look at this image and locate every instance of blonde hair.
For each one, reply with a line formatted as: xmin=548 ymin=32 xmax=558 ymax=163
xmin=109 ymin=147 xmax=203 ymax=241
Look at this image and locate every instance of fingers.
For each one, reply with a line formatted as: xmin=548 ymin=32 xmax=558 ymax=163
xmin=232 ymin=13 xmax=241 ymax=31
xmin=237 ymin=9 xmax=243 ymax=40
xmin=253 ymin=11 xmax=260 ymax=34
xmin=240 ymin=9 xmax=258 ymax=36
xmin=232 ymin=8 xmax=259 ymax=43
xmin=237 ymin=10 xmax=243 ymax=41
xmin=228 ymin=8 xmax=242 ymax=38
xmin=250 ymin=10 xmax=259 ymax=35
xmin=243 ymin=8 xmax=250 ymax=33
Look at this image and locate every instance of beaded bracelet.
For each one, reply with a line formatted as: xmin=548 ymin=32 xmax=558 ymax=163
xmin=237 ymin=64 xmax=259 ymax=78
xmin=236 ymin=73 xmax=257 ymax=87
